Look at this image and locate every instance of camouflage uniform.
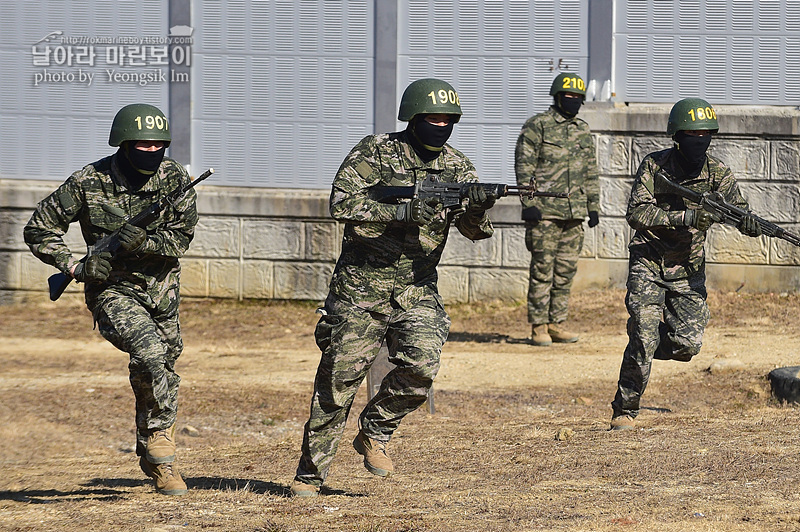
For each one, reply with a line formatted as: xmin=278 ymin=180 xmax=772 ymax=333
xmin=515 ymin=106 xmax=599 ymax=325
xmin=611 ymin=148 xmax=750 ymax=418
xmin=24 ymin=155 xmax=197 ymax=455
xmin=295 ymin=130 xmax=494 ymax=487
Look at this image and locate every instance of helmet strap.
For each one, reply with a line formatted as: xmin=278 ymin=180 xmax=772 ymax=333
xmin=674 ymin=132 xmax=712 ymax=178
xmin=116 ymin=142 xmax=165 ymax=190
xmin=406 ymin=123 xmax=440 ymax=162
xmin=409 ymin=116 xmax=453 ymax=155
xmin=554 ymin=93 xmax=582 ymax=118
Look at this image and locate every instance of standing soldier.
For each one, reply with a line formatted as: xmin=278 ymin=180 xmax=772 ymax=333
xmin=290 ymin=78 xmax=497 ymax=497
xmin=24 ymin=103 xmax=198 ymax=495
xmin=514 ymin=72 xmax=600 ymax=347
xmin=609 ymin=98 xmax=762 ymax=430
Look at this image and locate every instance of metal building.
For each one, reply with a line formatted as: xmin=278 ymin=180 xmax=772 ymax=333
xmin=3 ymin=1 xmax=796 ymax=191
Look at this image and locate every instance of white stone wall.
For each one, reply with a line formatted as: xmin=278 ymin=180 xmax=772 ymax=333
xmin=2 ymin=104 xmax=799 ymax=303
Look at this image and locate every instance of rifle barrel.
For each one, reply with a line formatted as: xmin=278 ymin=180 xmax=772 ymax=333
xmin=195 ymin=168 xmax=214 ymax=183
xmin=504 ymin=185 xmax=568 ymax=198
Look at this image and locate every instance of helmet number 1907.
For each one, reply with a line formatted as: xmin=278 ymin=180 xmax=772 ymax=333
xmin=427 ymin=89 xmax=460 ymax=106
xmin=134 ymin=115 xmax=168 ymax=131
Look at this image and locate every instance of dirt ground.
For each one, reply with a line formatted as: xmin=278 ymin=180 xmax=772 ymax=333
xmin=2 ymin=289 xmax=800 ymax=531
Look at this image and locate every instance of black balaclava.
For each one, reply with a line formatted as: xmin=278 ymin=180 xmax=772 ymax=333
xmin=408 ymin=115 xmax=454 ymax=161
xmin=116 ymin=141 xmax=166 ymax=190
xmin=554 ymin=93 xmax=583 ymax=118
xmin=674 ymin=131 xmax=712 ymax=178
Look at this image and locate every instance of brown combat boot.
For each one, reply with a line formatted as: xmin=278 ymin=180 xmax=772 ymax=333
xmin=531 ymin=324 xmax=552 ymax=346
xmin=548 ymin=322 xmax=579 ymax=343
xmin=352 ymin=430 xmax=393 ymax=477
xmin=139 ymin=456 xmax=188 ymax=495
xmin=610 ymin=415 xmax=636 ymax=431
xmin=146 ymin=424 xmax=177 ymax=464
xmin=290 ymin=480 xmax=320 ymax=498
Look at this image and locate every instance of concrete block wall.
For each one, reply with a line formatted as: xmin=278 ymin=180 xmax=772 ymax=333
xmin=582 ymin=102 xmax=800 ymax=295
xmin=1 ymin=104 xmax=799 ymax=303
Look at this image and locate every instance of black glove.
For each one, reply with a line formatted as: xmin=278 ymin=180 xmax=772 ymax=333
xmin=396 ymin=197 xmax=439 ymax=225
xmin=73 ymin=252 xmax=112 ymax=283
xmin=738 ymin=213 xmax=762 ymax=237
xmin=119 ymin=223 xmax=147 ymax=252
xmin=521 ymin=206 xmax=543 ymax=222
xmin=466 ymin=185 xmax=496 ymax=213
xmin=588 ymin=211 xmax=600 ymax=228
xmin=683 ymin=208 xmax=720 ymax=232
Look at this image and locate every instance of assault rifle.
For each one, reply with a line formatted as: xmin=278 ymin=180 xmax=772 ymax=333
xmin=368 ymin=175 xmax=568 ymax=209
xmin=47 ymin=168 xmax=214 ymax=301
xmin=656 ymin=172 xmax=800 ymax=247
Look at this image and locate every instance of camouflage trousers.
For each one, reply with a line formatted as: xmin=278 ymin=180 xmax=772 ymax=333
xmin=295 ymin=292 xmax=450 ymax=487
xmin=92 ymin=289 xmax=183 ymax=456
xmin=611 ymin=257 xmax=709 ymax=418
xmin=525 ymin=219 xmax=584 ymax=325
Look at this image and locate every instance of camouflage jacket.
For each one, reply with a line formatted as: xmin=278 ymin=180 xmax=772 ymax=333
xmin=328 ymin=130 xmax=494 ymax=313
xmin=514 ymin=106 xmax=600 ymax=220
xmin=627 ymin=147 xmax=749 ymax=280
xmin=24 ymin=155 xmax=197 ymax=308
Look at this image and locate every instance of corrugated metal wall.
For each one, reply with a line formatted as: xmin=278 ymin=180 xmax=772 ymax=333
xmin=2 ymin=1 xmax=797 ymax=188
xmin=0 ymin=0 xmax=169 ymax=181
xmin=616 ymin=0 xmax=800 ymax=104
xmin=190 ymin=0 xmax=374 ymax=189
xmin=398 ymin=0 xmax=588 ymax=183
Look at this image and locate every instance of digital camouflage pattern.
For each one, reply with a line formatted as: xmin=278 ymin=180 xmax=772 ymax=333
xmin=515 ymin=106 xmax=598 ymax=325
xmin=612 ymin=147 xmax=751 ymax=418
xmin=626 ymin=148 xmax=748 ymax=281
xmin=295 ymin=130 xmax=493 ymax=487
xmin=327 ymin=130 xmax=493 ymax=314
xmin=296 ymin=292 xmax=449 ymax=486
xmin=611 ymin=259 xmax=710 ymax=417
xmin=24 ymin=154 xmax=197 ymax=451
xmin=524 ymin=219 xmax=584 ymax=325
xmin=514 ymin=106 xmax=599 ymax=220
xmin=94 ymin=290 xmax=184 ymax=455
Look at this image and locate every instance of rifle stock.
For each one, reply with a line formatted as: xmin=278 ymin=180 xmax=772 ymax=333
xmin=46 ymin=167 xmax=214 ymax=301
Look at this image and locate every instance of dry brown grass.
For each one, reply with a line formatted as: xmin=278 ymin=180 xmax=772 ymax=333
xmin=2 ymin=290 xmax=800 ymax=531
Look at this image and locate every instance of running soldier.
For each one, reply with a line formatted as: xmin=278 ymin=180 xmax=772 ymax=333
xmin=610 ymin=98 xmax=762 ymax=430
xmin=24 ymin=103 xmax=198 ymax=494
xmin=290 ymin=78 xmax=497 ymax=497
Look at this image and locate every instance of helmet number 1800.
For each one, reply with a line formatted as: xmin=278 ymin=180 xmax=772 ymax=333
xmin=134 ymin=114 xmax=168 ymax=131
xmin=687 ymin=107 xmax=717 ymax=122
xmin=427 ymin=89 xmax=460 ymax=106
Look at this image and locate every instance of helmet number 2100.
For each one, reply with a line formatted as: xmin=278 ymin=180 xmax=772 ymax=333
xmin=134 ymin=114 xmax=168 ymax=131
xmin=562 ymin=76 xmax=585 ymax=91
xmin=427 ymin=89 xmax=460 ymax=106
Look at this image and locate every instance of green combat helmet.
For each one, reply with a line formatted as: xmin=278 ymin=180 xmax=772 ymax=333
xmin=109 ymin=103 xmax=172 ymax=146
xmin=398 ymin=78 xmax=462 ymax=122
xmin=667 ymin=98 xmax=719 ymax=136
xmin=549 ymin=72 xmax=587 ymax=97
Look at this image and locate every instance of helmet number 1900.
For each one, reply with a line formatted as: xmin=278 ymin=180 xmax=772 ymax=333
xmin=427 ymin=89 xmax=460 ymax=106
xmin=687 ymin=107 xmax=717 ymax=122
xmin=134 ymin=114 xmax=168 ymax=131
